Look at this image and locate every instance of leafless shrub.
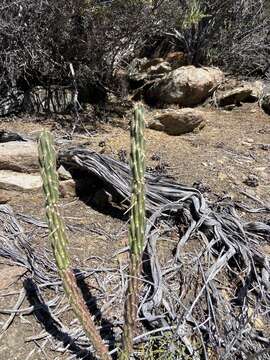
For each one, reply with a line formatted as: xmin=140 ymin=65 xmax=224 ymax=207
xmin=167 ymin=0 xmax=270 ymax=76
xmin=0 ymin=0 xmax=180 ymax=99
xmin=0 ymin=0 xmax=269 ymax=107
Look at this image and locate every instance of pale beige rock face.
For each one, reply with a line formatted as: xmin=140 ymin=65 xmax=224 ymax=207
xmin=0 ymin=141 xmax=39 ymax=173
xmin=0 ymin=170 xmax=42 ymax=191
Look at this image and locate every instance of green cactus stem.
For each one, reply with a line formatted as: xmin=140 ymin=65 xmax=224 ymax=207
xmin=38 ymin=130 xmax=111 ymax=360
xmin=121 ymin=105 xmax=146 ymax=359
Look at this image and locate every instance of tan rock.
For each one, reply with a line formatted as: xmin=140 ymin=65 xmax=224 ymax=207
xmin=0 ymin=141 xmax=39 ymax=173
xmin=0 ymin=171 xmax=42 ymax=192
xmin=146 ymin=66 xmax=224 ymax=106
xmin=148 ymin=108 xmax=206 ymax=135
xmin=59 ymin=179 xmax=77 ymax=198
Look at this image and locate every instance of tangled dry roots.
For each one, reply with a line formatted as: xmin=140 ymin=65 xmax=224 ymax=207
xmin=0 ymin=148 xmax=269 ymax=359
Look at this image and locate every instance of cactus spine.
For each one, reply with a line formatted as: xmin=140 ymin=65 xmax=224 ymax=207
xmin=121 ymin=105 xmax=146 ymax=359
xmin=38 ymin=130 xmax=111 ymax=360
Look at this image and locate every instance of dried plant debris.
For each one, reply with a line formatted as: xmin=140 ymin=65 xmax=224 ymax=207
xmin=0 ymin=149 xmax=269 ymax=359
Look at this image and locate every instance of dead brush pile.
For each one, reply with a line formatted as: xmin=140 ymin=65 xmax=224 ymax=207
xmin=0 ymin=148 xmax=269 ymax=359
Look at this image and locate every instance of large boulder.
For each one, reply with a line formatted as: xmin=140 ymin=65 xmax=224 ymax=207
xmin=0 ymin=141 xmax=39 ymax=173
xmin=148 ymin=108 xmax=206 ymax=135
xmin=146 ymin=66 xmax=224 ymax=106
xmin=0 ymin=170 xmax=42 ymax=192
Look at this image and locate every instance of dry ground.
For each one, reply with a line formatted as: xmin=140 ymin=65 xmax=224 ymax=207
xmin=0 ymin=102 xmax=269 ymax=359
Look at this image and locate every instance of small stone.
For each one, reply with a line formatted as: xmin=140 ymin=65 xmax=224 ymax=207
xmin=57 ymin=165 xmax=72 ymax=180
xmin=243 ymin=175 xmax=259 ymax=187
xmin=260 ymin=93 xmax=270 ymax=115
xmin=148 ymin=108 xmax=206 ymax=135
xmin=59 ymin=179 xmax=77 ymax=198
xmin=217 ymin=80 xmax=264 ymax=107
xmin=151 ymin=153 xmax=161 ymax=161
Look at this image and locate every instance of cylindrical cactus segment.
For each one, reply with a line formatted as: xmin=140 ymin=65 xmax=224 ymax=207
xmin=38 ymin=130 xmax=111 ymax=360
xmin=38 ymin=131 xmax=70 ymax=270
xmin=121 ymin=105 xmax=146 ymax=359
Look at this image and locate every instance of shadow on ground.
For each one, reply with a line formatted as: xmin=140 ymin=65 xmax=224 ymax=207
xmin=24 ymin=273 xmax=116 ymax=360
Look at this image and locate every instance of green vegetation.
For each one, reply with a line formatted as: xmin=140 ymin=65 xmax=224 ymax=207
xmin=38 ymin=131 xmax=112 ymax=360
xmin=39 ymin=105 xmax=146 ymax=359
xmin=121 ymin=105 xmax=146 ymax=358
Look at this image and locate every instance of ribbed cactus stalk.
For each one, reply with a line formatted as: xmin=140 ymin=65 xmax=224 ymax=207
xmin=38 ymin=130 xmax=111 ymax=360
xmin=121 ymin=105 xmax=146 ymax=359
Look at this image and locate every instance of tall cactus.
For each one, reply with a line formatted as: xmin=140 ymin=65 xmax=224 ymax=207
xmin=121 ymin=105 xmax=146 ymax=359
xmin=38 ymin=130 xmax=111 ymax=360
